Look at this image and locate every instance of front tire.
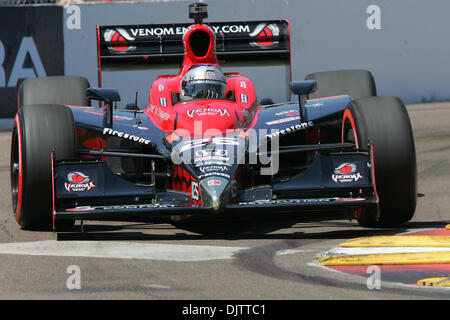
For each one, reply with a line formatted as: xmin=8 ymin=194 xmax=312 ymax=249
xmin=342 ymin=96 xmax=417 ymax=227
xmin=11 ymin=104 xmax=76 ymax=230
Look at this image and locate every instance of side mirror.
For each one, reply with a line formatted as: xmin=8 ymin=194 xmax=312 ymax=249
xmin=289 ymin=80 xmax=318 ymax=96
xmin=86 ymin=87 xmax=121 ymax=103
xmin=289 ymin=80 xmax=318 ymax=122
xmin=86 ymin=87 xmax=121 ymax=129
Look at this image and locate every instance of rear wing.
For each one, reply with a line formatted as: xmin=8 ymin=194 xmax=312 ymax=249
xmin=96 ymin=20 xmax=292 ymax=101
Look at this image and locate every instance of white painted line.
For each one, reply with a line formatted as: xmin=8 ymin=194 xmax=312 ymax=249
xmin=0 ymin=240 xmax=248 ymax=262
xmin=141 ymin=284 xmax=171 ymax=289
xmin=276 ymin=249 xmax=321 ymax=256
xmin=318 ymin=246 xmax=450 ymax=258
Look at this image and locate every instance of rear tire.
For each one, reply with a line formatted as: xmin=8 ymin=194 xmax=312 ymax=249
xmin=305 ymin=69 xmax=376 ymax=100
xmin=19 ymin=76 xmax=90 ymax=107
xmin=342 ymin=96 xmax=417 ymax=227
xmin=11 ymin=105 xmax=77 ymax=230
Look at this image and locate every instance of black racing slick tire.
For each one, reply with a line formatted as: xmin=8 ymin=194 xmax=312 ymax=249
xmin=342 ymin=96 xmax=417 ymax=227
xmin=305 ymin=69 xmax=377 ymax=100
xmin=11 ymin=105 xmax=76 ymax=231
xmin=19 ymin=76 xmax=90 ymax=107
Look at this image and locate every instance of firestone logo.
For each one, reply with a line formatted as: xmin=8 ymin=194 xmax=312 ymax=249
xmin=64 ymin=172 xmax=96 ymax=192
xmin=332 ymin=163 xmax=363 ymax=183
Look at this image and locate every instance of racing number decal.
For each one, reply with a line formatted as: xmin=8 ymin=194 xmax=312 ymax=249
xmin=240 ymin=93 xmax=248 ymax=103
xmin=191 ymin=181 xmax=199 ymax=200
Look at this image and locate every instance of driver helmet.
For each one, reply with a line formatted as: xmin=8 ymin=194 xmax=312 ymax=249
xmin=180 ymin=65 xmax=227 ymax=101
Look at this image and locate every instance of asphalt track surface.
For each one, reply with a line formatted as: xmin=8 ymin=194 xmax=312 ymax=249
xmin=0 ymin=102 xmax=449 ymax=301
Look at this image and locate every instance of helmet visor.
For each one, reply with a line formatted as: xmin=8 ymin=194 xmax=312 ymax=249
xmin=183 ymin=80 xmax=227 ymax=100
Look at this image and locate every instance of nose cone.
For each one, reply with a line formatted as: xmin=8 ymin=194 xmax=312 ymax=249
xmin=199 ymin=177 xmax=229 ymax=211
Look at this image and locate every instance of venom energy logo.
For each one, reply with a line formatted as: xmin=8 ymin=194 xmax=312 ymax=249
xmin=103 ymin=28 xmax=136 ymax=53
xmin=249 ymin=23 xmax=280 ymax=48
xmin=186 ymin=108 xmax=230 ymax=118
xmin=65 ymin=172 xmax=96 ymax=192
xmin=332 ymin=163 xmax=363 ymax=183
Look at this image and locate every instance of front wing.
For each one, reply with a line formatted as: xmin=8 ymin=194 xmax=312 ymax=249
xmin=52 ymin=147 xmax=379 ymax=226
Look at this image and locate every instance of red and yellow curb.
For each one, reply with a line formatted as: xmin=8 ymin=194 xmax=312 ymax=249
xmin=314 ymin=251 xmax=450 ymax=266
xmin=340 ymin=235 xmax=450 ymax=248
xmin=314 ymin=228 xmax=450 ymax=286
xmin=417 ymin=277 xmax=450 ymax=287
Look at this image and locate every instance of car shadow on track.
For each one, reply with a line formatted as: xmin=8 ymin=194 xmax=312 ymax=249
xmin=56 ymin=211 xmax=448 ymax=241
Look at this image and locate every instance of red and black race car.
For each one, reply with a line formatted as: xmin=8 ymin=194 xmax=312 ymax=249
xmin=11 ymin=3 xmax=417 ymax=231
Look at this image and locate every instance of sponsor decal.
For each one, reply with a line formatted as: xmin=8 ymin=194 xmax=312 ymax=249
xmin=102 ymin=128 xmax=151 ymax=145
xmin=210 ymin=25 xmax=251 ymax=34
xmin=103 ymin=28 xmax=136 ymax=53
xmin=128 ymin=24 xmax=252 ymax=38
xmin=64 ymin=172 xmax=96 ymax=193
xmin=186 ymin=108 xmax=230 ymax=118
xmin=336 ymin=198 xmax=366 ymax=202
xmin=66 ymin=206 xmax=95 ymax=212
xmin=266 ymin=121 xmax=314 ymax=139
xmin=332 ymin=163 xmax=363 ymax=183
xmin=199 ymin=165 xmax=228 ymax=174
xmin=306 ymin=101 xmax=323 ymax=108
xmin=266 ymin=116 xmax=301 ymax=126
xmin=207 ymin=179 xmax=222 ymax=186
xmin=275 ymin=109 xmax=299 ymax=116
xmin=130 ymin=27 xmax=188 ymax=37
xmin=237 ymin=198 xmax=338 ymax=206
xmin=198 ymin=172 xmax=231 ymax=179
xmin=194 ymin=155 xmax=229 ymax=164
xmin=69 ymin=203 xmax=178 ymax=210
xmin=114 ymin=115 xmax=134 ymax=121
xmin=148 ymin=104 xmax=170 ymax=120
xmin=191 ymin=181 xmax=199 ymax=200
xmin=249 ymin=23 xmax=280 ymax=48
xmin=134 ymin=125 xmax=150 ymax=130
xmin=205 ymin=70 xmax=217 ymax=80
xmin=195 ymin=161 xmax=232 ymax=168
xmin=195 ymin=149 xmax=227 ymax=158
